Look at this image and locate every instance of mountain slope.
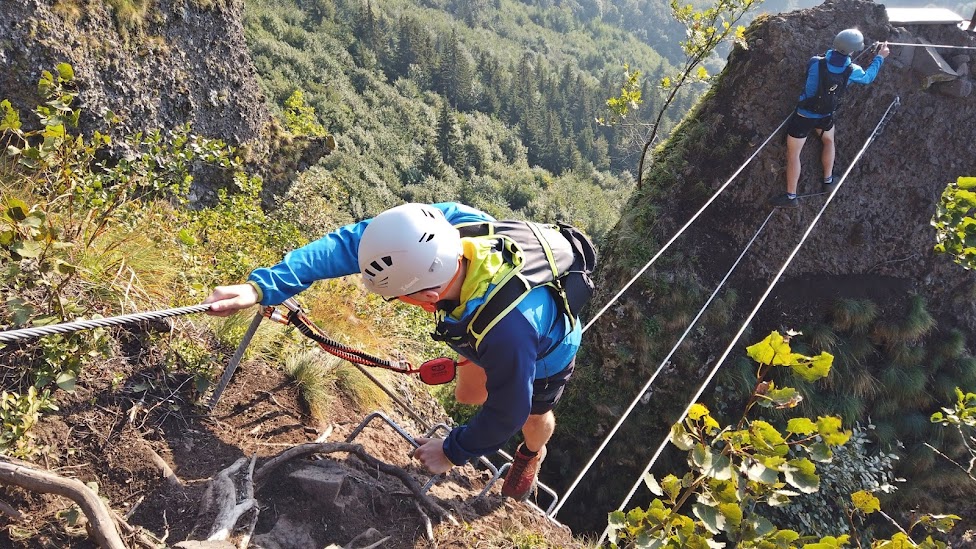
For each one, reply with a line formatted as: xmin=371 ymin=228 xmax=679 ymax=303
xmin=550 ymin=0 xmax=976 ymax=532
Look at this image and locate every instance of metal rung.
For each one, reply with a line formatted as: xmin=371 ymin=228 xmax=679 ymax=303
xmin=345 ymin=411 xmax=561 ymax=520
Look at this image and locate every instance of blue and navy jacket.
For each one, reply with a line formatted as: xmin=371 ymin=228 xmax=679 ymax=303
xmin=796 ymin=49 xmax=885 ymax=118
xmin=247 ymin=202 xmax=581 ymax=465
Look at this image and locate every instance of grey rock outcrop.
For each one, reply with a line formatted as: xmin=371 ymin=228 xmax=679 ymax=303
xmin=0 ymin=0 xmax=270 ymax=151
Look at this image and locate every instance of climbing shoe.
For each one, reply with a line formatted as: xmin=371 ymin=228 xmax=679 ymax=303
xmin=822 ymin=176 xmax=837 ymax=193
xmin=768 ymin=193 xmax=798 ymax=208
xmin=502 ymin=444 xmax=547 ymax=501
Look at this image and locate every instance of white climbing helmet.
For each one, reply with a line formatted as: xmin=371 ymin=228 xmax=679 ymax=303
xmin=833 ymin=28 xmax=864 ymax=56
xmin=358 ymin=203 xmax=462 ymax=298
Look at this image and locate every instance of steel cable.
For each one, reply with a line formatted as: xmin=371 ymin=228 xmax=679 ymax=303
xmin=551 ymin=209 xmax=776 ymax=518
xmin=0 ymin=304 xmax=213 ymax=343
xmin=581 ymin=113 xmax=792 ymax=334
xmin=597 ymin=96 xmax=901 ymax=544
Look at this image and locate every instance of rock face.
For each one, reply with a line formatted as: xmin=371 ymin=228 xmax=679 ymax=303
xmin=0 ymin=0 xmax=269 ymax=149
xmin=552 ymin=0 xmax=976 ymax=533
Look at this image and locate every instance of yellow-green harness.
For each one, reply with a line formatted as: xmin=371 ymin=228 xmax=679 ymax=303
xmin=432 ymin=220 xmax=597 ymax=353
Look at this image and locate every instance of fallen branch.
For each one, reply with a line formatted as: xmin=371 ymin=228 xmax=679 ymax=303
xmin=254 ymin=442 xmax=456 ymax=525
xmin=112 ymin=508 xmax=166 ymax=549
xmin=0 ymin=497 xmax=24 ymax=522
xmin=0 ymin=459 xmax=126 ymax=549
xmin=237 ymin=507 xmax=260 ymax=549
xmin=137 ymin=440 xmax=184 ymax=489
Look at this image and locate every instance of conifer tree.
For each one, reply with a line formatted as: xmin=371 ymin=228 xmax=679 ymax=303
xmin=436 ymin=101 xmax=467 ymax=171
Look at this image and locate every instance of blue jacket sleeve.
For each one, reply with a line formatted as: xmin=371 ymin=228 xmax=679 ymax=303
xmin=442 ymin=312 xmax=538 ymax=464
xmin=848 ymin=55 xmax=884 ymax=85
xmin=247 ymin=202 xmax=494 ymax=305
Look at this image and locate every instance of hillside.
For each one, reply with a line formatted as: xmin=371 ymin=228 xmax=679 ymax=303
xmin=549 ymin=0 xmax=976 ymax=535
xmin=0 ymin=0 xmax=684 ymax=547
xmin=4 ymin=0 xmax=976 ymax=546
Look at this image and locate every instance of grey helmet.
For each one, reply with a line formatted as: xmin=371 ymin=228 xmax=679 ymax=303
xmin=833 ymin=28 xmax=864 ymax=55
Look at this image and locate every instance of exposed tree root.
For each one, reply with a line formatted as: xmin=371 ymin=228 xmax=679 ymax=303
xmin=254 ymin=442 xmax=457 ymax=525
xmin=198 ymin=455 xmax=258 ymax=541
xmin=0 ymin=458 xmax=126 ymax=549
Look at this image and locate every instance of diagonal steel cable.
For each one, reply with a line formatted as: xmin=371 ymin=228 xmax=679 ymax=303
xmin=0 ymin=304 xmax=213 ymax=343
xmin=551 ymin=209 xmax=775 ymax=518
xmin=597 ymin=96 xmax=901 ymax=544
xmin=581 ymin=114 xmax=792 ymax=334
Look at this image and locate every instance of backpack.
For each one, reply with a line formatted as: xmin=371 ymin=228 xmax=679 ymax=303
xmin=798 ymin=57 xmax=854 ymax=115
xmin=431 ymin=220 xmax=598 ymax=353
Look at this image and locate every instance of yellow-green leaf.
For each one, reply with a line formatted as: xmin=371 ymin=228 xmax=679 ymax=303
xmin=786 ymin=417 xmax=817 ymax=436
xmin=851 ymin=490 xmax=880 ymax=514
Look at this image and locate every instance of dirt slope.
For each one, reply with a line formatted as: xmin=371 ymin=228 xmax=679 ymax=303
xmin=0 ymin=331 xmax=580 ymax=547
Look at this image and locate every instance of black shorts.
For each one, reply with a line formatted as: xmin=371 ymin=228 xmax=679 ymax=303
xmin=787 ymin=111 xmax=834 ymax=139
xmin=530 ymin=359 xmax=575 ymax=415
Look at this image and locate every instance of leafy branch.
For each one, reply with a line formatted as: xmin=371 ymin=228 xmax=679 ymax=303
xmin=608 ymin=331 xmax=959 ymax=548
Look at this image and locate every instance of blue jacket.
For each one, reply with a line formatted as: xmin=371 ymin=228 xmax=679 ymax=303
xmin=248 ymin=202 xmax=581 ymax=465
xmin=796 ymin=49 xmax=885 ymax=118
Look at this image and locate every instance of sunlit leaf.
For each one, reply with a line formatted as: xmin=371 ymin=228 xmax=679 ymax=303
xmin=671 ymin=422 xmax=696 ymax=451
xmin=783 ymin=458 xmax=819 ymax=494
xmin=693 ymin=503 xmax=726 ymax=534
xmin=786 ymin=417 xmax=817 ymax=436
xmin=816 ymin=416 xmax=851 ymax=446
xmin=790 ymin=352 xmax=833 ymax=382
xmin=851 ymin=490 xmax=880 ymax=514
xmin=643 ymin=472 xmax=663 ymax=496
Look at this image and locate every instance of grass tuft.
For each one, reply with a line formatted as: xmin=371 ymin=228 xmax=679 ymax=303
xmin=831 ymin=299 xmax=878 ymax=334
xmin=903 ymin=295 xmax=936 ymax=342
xmin=806 ymin=323 xmax=838 ymax=353
xmin=935 ymin=329 xmax=966 ymax=360
xmin=106 ymin=0 xmax=153 ymax=28
xmin=283 ymin=349 xmax=335 ymax=423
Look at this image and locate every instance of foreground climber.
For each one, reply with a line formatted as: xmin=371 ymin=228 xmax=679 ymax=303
xmin=204 ymin=202 xmax=595 ymax=501
xmin=770 ymin=29 xmax=890 ymax=208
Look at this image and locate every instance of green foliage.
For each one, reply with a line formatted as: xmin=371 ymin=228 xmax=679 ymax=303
xmin=0 ymin=63 xmax=267 ymax=452
xmin=618 ymin=0 xmax=760 ymax=187
xmin=932 ymin=176 xmax=976 ymax=270
xmin=930 ymin=388 xmax=976 ymax=483
xmin=763 ymin=423 xmax=901 ymax=538
xmin=179 ymin=172 xmax=304 ymax=295
xmin=283 ymin=89 xmax=328 ymax=137
xmin=609 ymin=331 xmax=958 ymax=548
xmin=601 ymin=65 xmax=643 ymax=125
xmin=0 ymin=387 xmax=57 ymax=458
xmin=244 ymin=0 xmax=641 ymax=234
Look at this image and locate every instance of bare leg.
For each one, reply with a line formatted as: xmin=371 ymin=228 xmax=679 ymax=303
xmin=820 ymin=126 xmax=836 ymax=181
xmin=521 ymin=411 xmax=555 ymax=453
xmin=454 ymin=360 xmax=487 ymax=405
xmin=785 ymin=135 xmax=807 ymax=194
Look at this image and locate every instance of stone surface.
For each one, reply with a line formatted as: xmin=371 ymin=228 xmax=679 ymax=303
xmin=289 ymin=462 xmax=348 ymax=506
xmin=252 ymin=516 xmax=316 ymax=549
xmin=934 ymin=77 xmax=973 ymax=97
xmin=911 ymin=38 xmax=960 ymax=88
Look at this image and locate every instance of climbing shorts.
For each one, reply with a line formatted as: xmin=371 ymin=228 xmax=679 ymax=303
xmin=787 ymin=111 xmax=834 ymax=139
xmin=530 ymin=358 xmax=576 ymax=415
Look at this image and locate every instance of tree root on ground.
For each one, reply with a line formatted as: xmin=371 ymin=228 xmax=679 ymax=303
xmin=0 ymin=442 xmax=454 ymax=547
xmin=194 ymin=455 xmax=258 ymax=541
xmin=254 ymin=442 xmax=457 ymax=525
xmin=0 ymin=458 xmax=127 ymax=549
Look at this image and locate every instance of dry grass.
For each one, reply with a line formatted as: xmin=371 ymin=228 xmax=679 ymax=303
xmin=106 ymin=0 xmax=152 ymax=28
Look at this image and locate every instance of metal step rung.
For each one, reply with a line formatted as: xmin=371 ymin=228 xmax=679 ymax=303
xmin=345 ymin=411 xmax=561 ymax=520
